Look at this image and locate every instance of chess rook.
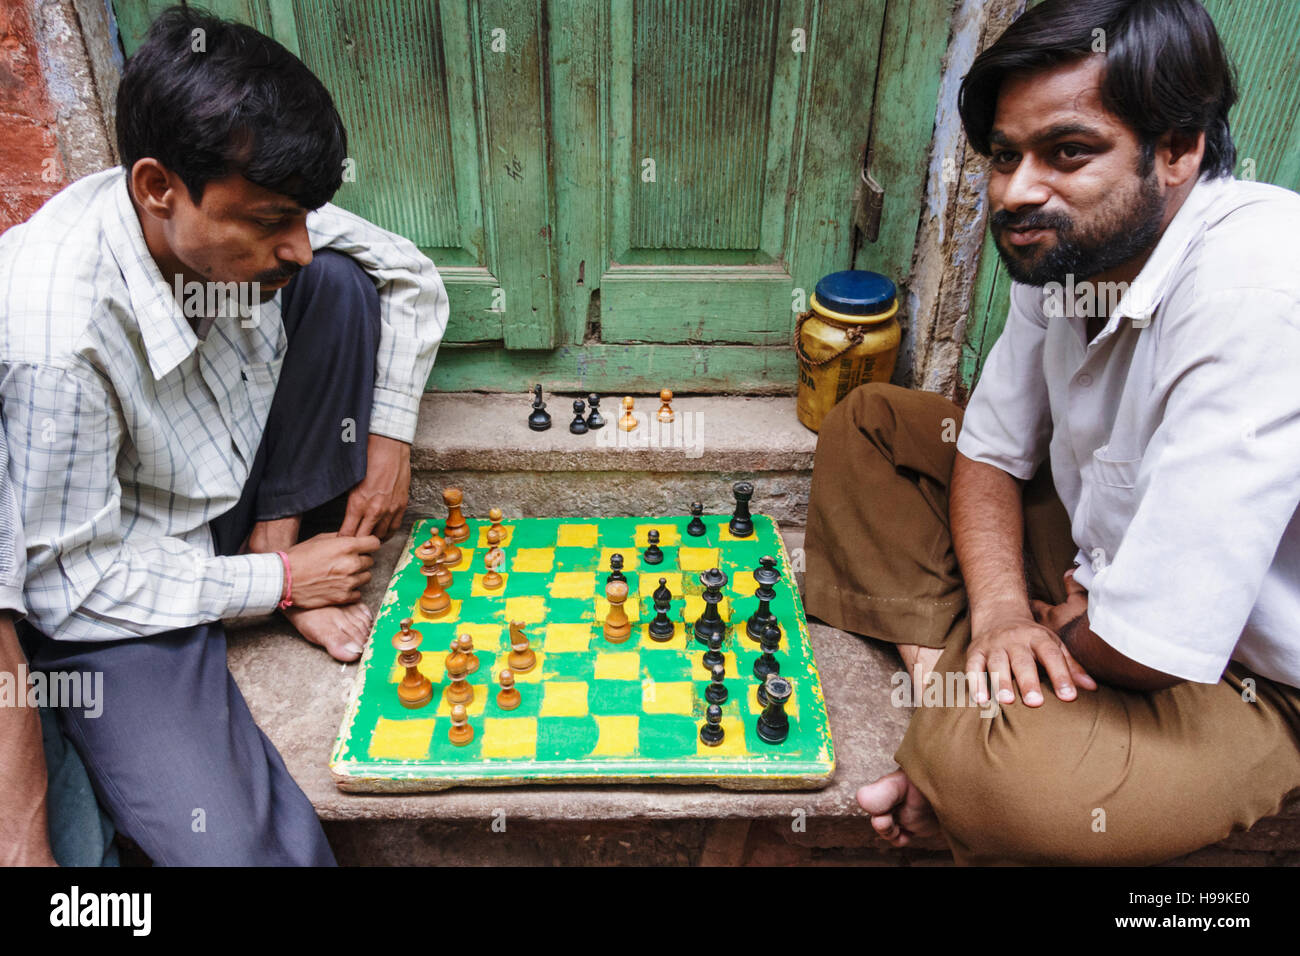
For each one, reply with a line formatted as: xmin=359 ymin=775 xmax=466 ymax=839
xmin=729 ymin=481 xmax=755 ymax=538
xmin=756 ymin=675 xmax=792 ymax=745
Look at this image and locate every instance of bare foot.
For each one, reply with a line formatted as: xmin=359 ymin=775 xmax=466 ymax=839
xmin=857 ymin=769 xmax=949 ymax=850
xmin=283 ymin=603 xmax=373 ymax=662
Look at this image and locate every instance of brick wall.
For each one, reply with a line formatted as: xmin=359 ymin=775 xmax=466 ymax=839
xmin=0 ymin=0 xmax=68 ymax=231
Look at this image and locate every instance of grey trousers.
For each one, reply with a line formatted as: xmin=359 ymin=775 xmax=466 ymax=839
xmin=25 ymin=250 xmax=381 ymax=865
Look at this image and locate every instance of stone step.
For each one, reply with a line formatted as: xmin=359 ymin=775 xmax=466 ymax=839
xmin=407 ymin=393 xmax=817 ymax=526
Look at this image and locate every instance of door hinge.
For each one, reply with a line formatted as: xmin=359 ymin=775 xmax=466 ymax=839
xmin=852 ymin=152 xmax=885 ymax=244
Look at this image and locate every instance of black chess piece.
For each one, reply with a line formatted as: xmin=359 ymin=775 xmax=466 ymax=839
xmin=648 ymin=578 xmax=674 ymax=642
xmin=585 ymin=393 xmax=605 ymax=429
xmin=729 ymin=481 xmax=754 ymax=537
xmin=687 ymin=502 xmax=706 ymax=537
xmin=699 ymin=703 xmax=725 ymax=746
xmin=693 ymin=566 xmax=729 ymax=645
xmin=528 ymin=384 xmax=552 ymax=431
xmin=643 ymin=529 xmax=664 ymax=565
xmin=702 ymin=631 xmax=725 ymax=671
xmin=607 ymin=553 xmax=626 ymax=585
xmin=570 ymin=399 xmax=588 ymax=434
xmin=746 ymin=556 xmax=781 ymax=642
xmin=705 ymin=663 xmax=728 ymax=705
xmin=756 ymin=675 xmax=791 ymax=744
xmin=754 ymin=623 xmax=781 ymax=698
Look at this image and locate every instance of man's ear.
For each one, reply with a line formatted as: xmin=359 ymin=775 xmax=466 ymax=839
xmin=1157 ymin=129 xmax=1206 ymax=188
xmin=129 ymin=158 xmax=179 ymax=220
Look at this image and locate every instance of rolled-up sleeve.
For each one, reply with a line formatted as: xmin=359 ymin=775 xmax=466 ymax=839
xmin=306 ymin=203 xmax=449 ymax=443
xmin=3 ymin=363 xmax=284 ymax=641
xmin=955 ymin=283 xmax=1053 ymax=480
xmin=0 ymin=429 xmax=26 ymax=616
xmin=1087 ymin=287 xmax=1300 ymax=683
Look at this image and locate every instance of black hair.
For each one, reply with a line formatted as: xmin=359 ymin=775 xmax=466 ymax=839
xmin=959 ymin=0 xmax=1237 ymax=179
xmin=115 ymin=5 xmax=347 ymax=209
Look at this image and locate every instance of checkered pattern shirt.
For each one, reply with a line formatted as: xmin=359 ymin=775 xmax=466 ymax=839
xmin=0 ymin=167 xmax=447 ymax=641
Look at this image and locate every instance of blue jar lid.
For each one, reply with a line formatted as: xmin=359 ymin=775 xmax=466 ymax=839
xmin=814 ymin=270 xmax=896 ymax=315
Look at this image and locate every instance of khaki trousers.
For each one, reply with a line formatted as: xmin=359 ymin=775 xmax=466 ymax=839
xmin=804 ymin=383 xmax=1300 ymax=865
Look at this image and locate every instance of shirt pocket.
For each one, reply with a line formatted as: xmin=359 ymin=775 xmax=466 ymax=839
xmin=231 ymin=357 xmax=284 ymax=462
xmin=1080 ymin=449 xmax=1142 ymax=563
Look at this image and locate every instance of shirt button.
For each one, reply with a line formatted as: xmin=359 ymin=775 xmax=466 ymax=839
xmin=1077 ymin=373 xmax=1093 ymax=386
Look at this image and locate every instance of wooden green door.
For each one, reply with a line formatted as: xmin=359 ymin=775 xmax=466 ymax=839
xmin=112 ymin=0 xmax=951 ymax=393
xmin=961 ymin=0 xmax=1300 ymax=397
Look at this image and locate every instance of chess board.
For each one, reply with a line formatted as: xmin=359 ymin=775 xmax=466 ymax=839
xmin=330 ymin=514 xmax=835 ymax=791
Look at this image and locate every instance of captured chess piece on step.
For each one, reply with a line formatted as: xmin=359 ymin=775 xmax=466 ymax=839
xmin=657 ymin=389 xmax=674 ymax=423
xmin=619 ymin=395 xmax=638 ymax=431
xmin=570 ymin=398 xmax=588 ymax=434
xmin=585 ymin=393 xmax=605 ymax=429
xmin=528 ymin=384 xmax=552 ymax=431
xmin=393 ymin=618 xmax=432 ymax=709
xmin=604 ymin=579 xmax=631 ymax=643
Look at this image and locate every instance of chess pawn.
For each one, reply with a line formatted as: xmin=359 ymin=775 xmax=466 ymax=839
xmin=686 ymin=501 xmax=706 ymax=537
xmin=657 ymin=388 xmax=675 ymax=423
xmin=706 ymin=662 xmax=728 ymax=705
xmin=618 ymin=395 xmax=638 ymax=431
xmin=418 ymin=536 xmax=451 ymax=617
xmin=416 ymin=536 xmax=453 ymax=590
xmin=570 ymin=398 xmax=589 ymax=435
xmin=702 ymin=631 xmax=725 ymax=671
xmin=442 ymin=487 xmax=470 ymax=543
xmin=604 ymin=580 xmax=631 ymax=643
xmin=507 ymin=621 xmax=537 ymax=673
xmin=488 ymin=507 xmax=505 ymax=544
xmin=444 ymin=650 xmax=474 ymax=706
xmin=699 ymin=703 xmax=724 ymax=747
xmin=497 ymin=669 xmax=521 ymax=711
xmin=457 ymin=633 xmax=480 ymax=674
xmin=448 ymin=703 xmax=474 ymax=746
xmin=606 ymin=553 xmax=626 ymax=585
xmin=585 ymin=393 xmax=605 ymax=430
xmin=755 ymin=623 xmax=782 ymax=694
xmin=528 ymin=384 xmax=552 ymax=431
xmin=756 ymin=675 xmax=792 ymax=745
xmin=393 ymin=618 xmax=432 ymax=709
xmin=643 ymin=529 xmax=664 ymax=565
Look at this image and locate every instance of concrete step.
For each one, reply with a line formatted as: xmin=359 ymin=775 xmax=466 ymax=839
xmin=408 ymin=393 xmax=817 ymax=526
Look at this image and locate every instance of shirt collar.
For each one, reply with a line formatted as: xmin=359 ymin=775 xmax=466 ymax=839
xmin=1100 ymin=171 xmax=1232 ymax=332
xmin=107 ymin=169 xmax=200 ymax=380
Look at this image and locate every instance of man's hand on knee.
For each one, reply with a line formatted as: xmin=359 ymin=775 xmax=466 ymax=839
xmin=339 ymin=434 xmax=411 ymax=540
xmin=966 ymin=604 xmax=1096 ymax=707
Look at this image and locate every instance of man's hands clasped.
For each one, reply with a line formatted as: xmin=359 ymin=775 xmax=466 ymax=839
xmin=966 ymin=568 xmax=1098 ymax=707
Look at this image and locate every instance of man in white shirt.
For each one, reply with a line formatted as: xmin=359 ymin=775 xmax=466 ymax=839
xmin=0 ymin=9 xmax=446 ymax=863
xmin=805 ymin=0 xmax=1300 ymax=864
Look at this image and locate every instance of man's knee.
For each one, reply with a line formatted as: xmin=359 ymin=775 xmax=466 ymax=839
xmin=287 ymin=249 xmax=381 ymax=347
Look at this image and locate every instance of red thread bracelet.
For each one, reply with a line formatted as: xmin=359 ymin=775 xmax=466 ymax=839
xmin=276 ymin=551 xmax=294 ymax=609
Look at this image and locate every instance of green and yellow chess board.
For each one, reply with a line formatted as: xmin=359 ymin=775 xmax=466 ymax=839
xmin=330 ymin=513 xmax=835 ymax=791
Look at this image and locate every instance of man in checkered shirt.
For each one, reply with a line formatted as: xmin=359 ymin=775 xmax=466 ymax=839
xmin=0 ymin=9 xmax=447 ymax=864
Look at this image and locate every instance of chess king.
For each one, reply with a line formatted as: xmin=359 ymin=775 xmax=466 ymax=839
xmin=0 ymin=7 xmax=448 ymax=865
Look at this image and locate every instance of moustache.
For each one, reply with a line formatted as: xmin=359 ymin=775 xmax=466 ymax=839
xmin=990 ymin=210 xmax=1073 ymax=233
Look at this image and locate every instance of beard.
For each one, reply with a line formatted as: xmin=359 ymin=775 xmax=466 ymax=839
xmin=990 ymin=168 xmax=1166 ymax=287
